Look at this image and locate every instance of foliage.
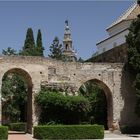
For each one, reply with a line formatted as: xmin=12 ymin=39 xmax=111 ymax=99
xmin=20 ymin=28 xmax=44 ymax=56
xmin=9 ymin=122 xmax=27 ymax=132
xmin=2 ymin=74 xmax=27 ymax=123
xmin=0 ymin=126 xmax=8 ymax=140
xmin=137 ymin=0 xmax=140 ymax=5
xmin=126 ymin=17 xmax=140 ymax=74
xmin=134 ymin=73 xmax=140 ymax=97
xmin=120 ymin=125 xmax=140 ymax=134
xmin=78 ymin=57 xmax=84 ymax=62
xmin=126 ymin=14 xmax=140 ymax=116
xmin=36 ymin=29 xmax=44 ymax=56
xmin=20 ymin=28 xmax=36 ymax=56
xmin=79 ymin=80 xmax=107 ymax=129
xmin=35 ymin=90 xmax=91 ymax=124
xmin=33 ymin=125 xmax=104 ymax=139
xmin=2 ymin=28 xmax=44 ymax=123
xmin=48 ymin=37 xmax=63 ymax=60
xmin=79 ymin=81 xmax=100 ymax=97
xmin=2 ymin=48 xmax=28 ymax=124
xmin=2 ymin=47 xmax=17 ymax=55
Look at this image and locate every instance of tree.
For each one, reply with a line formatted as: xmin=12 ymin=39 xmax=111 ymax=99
xmin=36 ymin=29 xmax=44 ymax=56
xmin=79 ymin=81 xmax=107 ymax=129
xmin=137 ymin=0 xmax=140 ymax=5
xmin=49 ymin=37 xmax=63 ymax=60
xmin=2 ymin=74 xmax=27 ymax=123
xmin=78 ymin=57 xmax=84 ymax=63
xmin=2 ymin=47 xmax=17 ymax=55
xmin=126 ymin=14 xmax=140 ymax=116
xmin=36 ymin=90 xmax=90 ymax=124
xmin=20 ymin=28 xmax=36 ymax=56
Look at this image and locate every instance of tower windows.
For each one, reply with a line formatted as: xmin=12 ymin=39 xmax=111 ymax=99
xmin=66 ymin=44 xmax=68 ymax=50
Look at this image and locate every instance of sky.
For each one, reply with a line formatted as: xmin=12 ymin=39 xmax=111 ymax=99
xmin=0 ymin=0 xmax=134 ymax=60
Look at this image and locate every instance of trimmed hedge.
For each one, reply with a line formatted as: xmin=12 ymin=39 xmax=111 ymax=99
xmin=34 ymin=125 xmax=104 ymax=139
xmin=0 ymin=126 xmax=8 ymax=139
xmin=9 ymin=122 xmax=27 ymax=132
xmin=121 ymin=125 xmax=140 ymax=134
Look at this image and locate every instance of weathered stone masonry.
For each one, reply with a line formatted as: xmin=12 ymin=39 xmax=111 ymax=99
xmin=0 ymin=55 xmax=139 ymax=133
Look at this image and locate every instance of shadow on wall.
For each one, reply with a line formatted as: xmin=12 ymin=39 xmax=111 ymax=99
xmin=120 ymin=66 xmax=140 ymax=127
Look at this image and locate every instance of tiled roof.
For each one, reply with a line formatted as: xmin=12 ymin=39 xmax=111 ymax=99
xmin=107 ymin=2 xmax=140 ymax=30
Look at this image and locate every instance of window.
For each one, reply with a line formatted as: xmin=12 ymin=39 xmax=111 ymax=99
xmin=65 ymin=44 xmax=69 ymax=50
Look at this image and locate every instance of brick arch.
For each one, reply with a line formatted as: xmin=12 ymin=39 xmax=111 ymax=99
xmin=77 ymin=78 xmax=113 ymax=129
xmin=1 ymin=68 xmax=33 ymax=133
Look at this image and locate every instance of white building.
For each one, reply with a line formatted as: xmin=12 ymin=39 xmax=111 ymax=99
xmin=96 ymin=2 xmax=140 ymax=55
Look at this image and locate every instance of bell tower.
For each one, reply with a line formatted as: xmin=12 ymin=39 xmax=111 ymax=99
xmin=63 ymin=20 xmax=76 ymax=61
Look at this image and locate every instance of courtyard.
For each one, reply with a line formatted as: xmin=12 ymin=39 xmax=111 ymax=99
xmin=7 ymin=131 xmax=140 ymax=140
xmin=0 ymin=1 xmax=140 ymax=140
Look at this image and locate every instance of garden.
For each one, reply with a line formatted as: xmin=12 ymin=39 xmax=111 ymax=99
xmin=33 ymin=83 xmax=106 ymax=139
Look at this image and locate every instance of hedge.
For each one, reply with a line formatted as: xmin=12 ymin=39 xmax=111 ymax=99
xmin=34 ymin=125 xmax=104 ymax=139
xmin=121 ymin=125 xmax=140 ymax=134
xmin=9 ymin=122 xmax=27 ymax=132
xmin=36 ymin=91 xmax=91 ymax=124
xmin=0 ymin=126 xmax=8 ymax=139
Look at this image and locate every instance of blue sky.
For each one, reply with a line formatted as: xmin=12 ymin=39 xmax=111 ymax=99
xmin=0 ymin=1 xmax=134 ymax=59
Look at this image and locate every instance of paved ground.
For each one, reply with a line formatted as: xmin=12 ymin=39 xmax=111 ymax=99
xmin=7 ymin=131 xmax=140 ymax=140
xmin=8 ymin=133 xmax=35 ymax=140
xmin=104 ymin=131 xmax=140 ymax=140
xmin=8 ymin=131 xmax=35 ymax=140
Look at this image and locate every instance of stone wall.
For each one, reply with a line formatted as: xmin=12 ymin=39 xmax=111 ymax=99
xmin=120 ymin=68 xmax=140 ymax=126
xmin=87 ymin=43 xmax=128 ymax=63
xmin=0 ymin=55 xmax=139 ymax=132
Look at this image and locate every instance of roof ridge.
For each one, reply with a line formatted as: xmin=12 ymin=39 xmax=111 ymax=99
xmin=106 ymin=2 xmax=137 ymax=30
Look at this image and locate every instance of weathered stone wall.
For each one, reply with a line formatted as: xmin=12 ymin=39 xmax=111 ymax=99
xmin=87 ymin=43 xmax=128 ymax=63
xmin=0 ymin=55 xmax=138 ymax=132
xmin=120 ymin=68 xmax=140 ymax=126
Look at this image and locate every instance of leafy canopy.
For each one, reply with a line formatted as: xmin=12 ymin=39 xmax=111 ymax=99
xmin=126 ymin=14 xmax=140 ymax=116
xmin=49 ymin=37 xmax=63 ymax=60
xmin=36 ymin=90 xmax=91 ymax=124
xmin=2 ymin=47 xmax=17 ymax=55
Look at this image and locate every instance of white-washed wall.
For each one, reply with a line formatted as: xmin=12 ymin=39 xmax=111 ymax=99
xmin=97 ymin=29 xmax=129 ymax=55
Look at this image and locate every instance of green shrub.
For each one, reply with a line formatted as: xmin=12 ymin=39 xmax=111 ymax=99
xmin=0 ymin=126 xmax=8 ymax=139
xmin=9 ymin=122 xmax=27 ymax=132
xmin=36 ymin=91 xmax=91 ymax=124
xmin=121 ymin=125 xmax=140 ymax=134
xmin=34 ymin=125 xmax=104 ymax=139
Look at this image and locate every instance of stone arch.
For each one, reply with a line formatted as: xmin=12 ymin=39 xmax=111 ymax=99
xmin=77 ymin=78 xmax=113 ymax=129
xmin=1 ymin=68 xmax=33 ymax=133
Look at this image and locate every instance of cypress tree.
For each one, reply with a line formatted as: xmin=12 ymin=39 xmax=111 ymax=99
xmin=20 ymin=28 xmax=36 ymax=56
xmin=36 ymin=29 xmax=44 ymax=56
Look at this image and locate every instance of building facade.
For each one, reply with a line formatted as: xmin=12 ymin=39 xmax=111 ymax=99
xmin=96 ymin=2 xmax=140 ymax=56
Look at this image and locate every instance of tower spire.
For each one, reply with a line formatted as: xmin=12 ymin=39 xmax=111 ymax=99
xmin=63 ymin=20 xmax=76 ymax=61
xmin=65 ymin=20 xmax=68 ymax=26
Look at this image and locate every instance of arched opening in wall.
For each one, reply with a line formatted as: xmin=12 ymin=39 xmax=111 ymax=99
xmin=1 ymin=68 xmax=33 ymax=134
xmin=78 ymin=79 xmax=113 ymax=130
